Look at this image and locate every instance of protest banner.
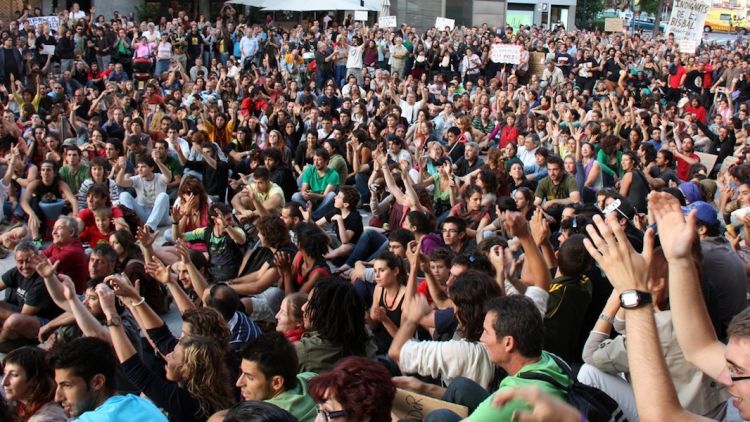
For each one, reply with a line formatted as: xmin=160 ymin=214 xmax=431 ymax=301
xmin=392 ymin=389 xmax=469 ymax=421
xmin=491 ymin=44 xmax=521 ymax=64
xmin=604 ymin=18 xmax=625 ymax=32
xmin=666 ymin=0 xmax=710 ymax=53
xmin=435 ymin=17 xmax=455 ymax=31
xmin=378 ymin=15 xmax=397 ymax=28
xmin=28 ymin=16 xmax=59 ymax=32
xmin=354 ymin=10 xmax=368 ymax=21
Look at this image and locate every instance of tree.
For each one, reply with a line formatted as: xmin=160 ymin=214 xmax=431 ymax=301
xmin=576 ymin=0 xmax=605 ymax=28
xmin=640 ymin=0 xmax=666 ymax=35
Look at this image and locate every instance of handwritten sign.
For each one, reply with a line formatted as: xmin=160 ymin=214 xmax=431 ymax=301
xmin=435 ymin=17 xmax=455 ymax=31
xmin=27 ymin=16 xmax=59 ymax=32
xmin=354 ymin=10 xmax=368 ymax=21
xmin=604 ymin=18 xmax=625 ymax=32
xmin=491 ymin=44 xmax=521 ymax=64
xmin=378 ymin=15 xmax=397 ymax=28
xmin=666 ymin=0 xmax=710 ymax=53
xmin=392 ymin=388 xmax=469 ymax=421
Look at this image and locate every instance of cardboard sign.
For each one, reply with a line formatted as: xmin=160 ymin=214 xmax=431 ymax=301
xmin=491 ymin=44 xmax=521 ymax=64
xmin=604 ymin=18 xmax=625 ymax=32
xmin=354 ymin=10 xmax=368 ymax=21
xmin=28 ymin=16 xmax=59 ymax=32
xmin=378 ymin=15 xmax=397 ymax=28
xmin=435 ymin=17 xmax=455 ymax=31
xmin=41 ymin=44 xmax=56 ymax=55
xmin=392 ymin=388 xmax=469 ymax=421
xmin=666 ymin=0 xmax=710 ymax=53
xmin=695 ymin=151 xmax=718 ymax=172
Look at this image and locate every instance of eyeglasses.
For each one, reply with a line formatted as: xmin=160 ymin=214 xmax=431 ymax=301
xmin=316 ymin=407 xmax=346 ymax=421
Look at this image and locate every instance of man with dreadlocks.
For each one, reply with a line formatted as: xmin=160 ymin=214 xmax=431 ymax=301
xmin=295 ymin=277 xmax=377 ymax=373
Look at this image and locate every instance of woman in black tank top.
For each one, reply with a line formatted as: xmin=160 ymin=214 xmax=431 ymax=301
xmin=369 ymin=252 xmax=407 ymax=355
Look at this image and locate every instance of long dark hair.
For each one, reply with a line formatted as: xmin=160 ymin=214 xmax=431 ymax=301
xmin=449 ymin=270 xmax=502 ymax=342
xmin=305 ymin=277 xmax=368 ymax=357
xmin=111 ymin=229 xmax=143 ymax=264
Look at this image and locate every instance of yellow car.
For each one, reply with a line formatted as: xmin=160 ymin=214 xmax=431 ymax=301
xmin=703 ymin=8 xmax=749 ymax=34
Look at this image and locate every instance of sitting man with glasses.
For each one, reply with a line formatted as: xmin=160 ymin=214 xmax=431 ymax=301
xmin=441 ymin=216 xmax=476 ymax=256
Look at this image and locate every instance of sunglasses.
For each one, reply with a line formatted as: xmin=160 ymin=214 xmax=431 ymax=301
xmin=732 ymin=376 xmax=750 ymax=382
xmin=316 ymin=408 xmax=346 ymax=421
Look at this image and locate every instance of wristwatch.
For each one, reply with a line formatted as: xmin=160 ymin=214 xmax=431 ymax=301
xmin=619 ymin=290 xmax=653 ymax=309
xmin=105 ymin=316 xmax=122 ymax=327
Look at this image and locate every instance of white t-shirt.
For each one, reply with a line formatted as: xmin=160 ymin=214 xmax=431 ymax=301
xmin=346 ymin=44 xmax=365 ymax=69
xmin=130 ymin=175 xmax=167 ymax=207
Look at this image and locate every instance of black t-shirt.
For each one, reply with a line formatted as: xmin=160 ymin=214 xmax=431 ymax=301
xmin=269 ymin=165 xmax=297 ymax=202
xmin=185 ymin=159 xmax=230 ymax=197
xmin=1 ymin=268 xmax=61 ymax=320
xmin=326 ymin=209 xmax=364 ymax=244
xmin=186 ymin=32 xmax=203 ymax=58
xmin=240 ymin=244 xmax=297 ymax=278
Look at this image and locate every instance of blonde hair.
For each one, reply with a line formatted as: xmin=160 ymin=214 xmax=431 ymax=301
xmin=179 ymin=336 xmax=235 ymax=416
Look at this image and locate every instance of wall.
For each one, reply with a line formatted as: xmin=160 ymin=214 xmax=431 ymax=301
xmin=391 ymin=0 xmax=445 ymax=32
xmin=472 ymin=0 xmax=506 ymax=30
xmin=94 ymin=0 xmax=142 ymax=22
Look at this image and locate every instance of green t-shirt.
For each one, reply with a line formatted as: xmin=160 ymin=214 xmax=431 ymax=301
xmin=534 ymin=174 xmax=578 ymax=202
xmin=327 ymin=154 xmax=348 ymax=188
xmin=60 ymin=164 xmax=90 ymax=195
xmin=469 ymin=351 xmax=570 ymax=421
xmin=301 ymin=165 xmax=340 ymax=194
xmin=267 ymin=372 xmax=318 ymax=422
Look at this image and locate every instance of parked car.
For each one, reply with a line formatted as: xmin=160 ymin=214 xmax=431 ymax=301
xmin=632 ymin=17 xmax=667 ymax=32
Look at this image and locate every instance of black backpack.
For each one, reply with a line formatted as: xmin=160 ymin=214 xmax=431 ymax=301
xmin=518 ymin=354 xmax=627 ymax=422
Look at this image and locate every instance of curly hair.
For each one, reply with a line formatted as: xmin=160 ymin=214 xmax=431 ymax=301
xmin=182 ymin=307 xmax=231 ymax=353
xmin=179 ymin=335 xmax=235 ymax=417
xmin=256 ymin=215 xmax=291 ymax=249
xmin=305 ymin=277 xmax=368 ymax=357
xmin=178 ymin=176 xmax=209 ymax=214
xmin=3 ymin=347 xmax=56 ymax=414
xmin=308 ymin=356 xmax=396 ymax=422
xmin=295 ymin=222 xmax=330 ymax=260
xmin=449 ymin=270 xmax=502 ymax=342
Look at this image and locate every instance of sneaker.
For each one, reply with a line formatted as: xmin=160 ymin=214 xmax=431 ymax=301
xmin=32 ymin=238 xmax=43 ymax=250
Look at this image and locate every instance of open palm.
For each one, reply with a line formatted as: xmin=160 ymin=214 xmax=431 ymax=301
xmin=648 ymin=192 xmax=697 ymax=261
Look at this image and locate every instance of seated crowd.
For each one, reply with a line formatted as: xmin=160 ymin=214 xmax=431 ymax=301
xmin=0 ymin=3 xmax=749 ymax=422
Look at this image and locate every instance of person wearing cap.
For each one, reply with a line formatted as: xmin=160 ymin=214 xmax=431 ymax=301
xmin=681 ymin=200 xmax=748 ymax=341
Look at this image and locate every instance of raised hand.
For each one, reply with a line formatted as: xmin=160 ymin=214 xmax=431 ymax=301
xmin=94 ymin=283 xmax=118 ymax=319
xmin=647 ymin=191 xmax=696 ymax=261
xmin=60 ymin=275 xmax=77 ymax=301
xmin=145 ymin=258 xmax=171 ymax=285
xmin=488 ymin=244 xmax=505 ymax=275
xmin=106 ymin=273 xmax=140 ymax=301
xmin=529 ymin=208 xmax=550 ymax=247
xmin=136 ymin=224 xmax=158 ymax=248
xmin=503 ymin=211 xmax=531 ymax=239
xmin=583 ymin=214 xmax=653 ymax=292
xmin=31 ymin=254 xmax=60 ymax=278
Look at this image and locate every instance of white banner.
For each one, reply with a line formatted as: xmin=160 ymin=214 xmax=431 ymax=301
xmin=354 ymin=10 xmax=368 ymax=21
xmin=435 ymin=17 xmax=455 ymax=31
xmin=666 ymin=0 xmax=710 ymax=53
xmin=28 ymin=16 xmax=60 ymax=32
xmin=378 ymin=16 xmax=397 ymax=28
xmin=491 ymin=44 xmax=521 ymax=64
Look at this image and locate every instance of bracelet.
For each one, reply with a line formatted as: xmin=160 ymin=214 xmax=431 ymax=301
xmin=131 ymin=297 xmax=146 ymax=307
xmin=598 ymin=313 xmax=614 ymax=324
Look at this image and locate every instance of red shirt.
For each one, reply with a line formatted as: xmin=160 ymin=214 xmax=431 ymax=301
xmin=668 ymin=66 xmax=687 ymax=88
xmin=79 ymin=225 xmax=111 ymax=247
xmin=43 ymin=241 xmax=89 ymax=294
xmin=500 ymin=126 xmax=520 ymax=148
xmin=78 ymin=207 xmax=124 ymax=227
xmin=677 ymin=152 xmax=700 ymax=181
xmin=685 ymin=104 xmax=707 ymax=124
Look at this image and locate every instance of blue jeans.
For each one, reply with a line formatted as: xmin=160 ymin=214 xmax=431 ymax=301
xmin=154 ymin=59 xmax=171 ymax=77
xmin=355 ymin=172 xmax=370 ymax=203
xmin=345 ymin=229 xmax=388 ymax=267
xmin=291 ymin=191 xmax=336 ymax=221
xmin=119 ymin=191 xmax=170 ymax=232
xmin=334 ymin=65 xmax=347 ymax=87
xmin=423 ymin=377 xmax=490 ymax=422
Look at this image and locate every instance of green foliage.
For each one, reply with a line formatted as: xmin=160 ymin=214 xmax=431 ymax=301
xmin=135 ymin=3 xmax=161 ymax=23
xmin=576 ymin=0 xmax=606 ymax=28
xmin=638 ymin=0 xmax=661 ymax=15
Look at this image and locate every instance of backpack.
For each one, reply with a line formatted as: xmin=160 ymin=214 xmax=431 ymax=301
xmin=518 ymin=354 xmax=627 ymax=422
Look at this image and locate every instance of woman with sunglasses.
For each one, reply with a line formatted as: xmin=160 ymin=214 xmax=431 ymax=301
xmin=156 ymin=177 xmax=211 ymax=266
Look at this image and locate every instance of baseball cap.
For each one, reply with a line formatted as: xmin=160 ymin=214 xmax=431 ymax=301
xmin=682 ymin=201 xmax=718 ymax=226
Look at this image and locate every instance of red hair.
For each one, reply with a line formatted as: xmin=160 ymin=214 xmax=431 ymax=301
xmin=308 ymin=357 xmax=395 ymax=422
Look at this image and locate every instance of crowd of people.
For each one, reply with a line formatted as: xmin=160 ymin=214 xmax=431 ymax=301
xmin=0 ymin=1 xmax=750 ymax=421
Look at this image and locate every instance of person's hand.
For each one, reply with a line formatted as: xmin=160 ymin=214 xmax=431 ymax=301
xmin=488 ymin=244 xmax=505 ymax=275
xmin=136 ymin=225 xmax=158 ymax=248
xmin=60 ymin=275 xmax=77 ymax=301
xmin=370 ymin=305 xmax=387 ymax=322
xmin=406 ymin=293 xmax=431 ymax=323
xmin=212 ymin=212 xmax=227 ymax=233
xmin=116 ymin=156 xmax=127 ymax=169
xmin=95 ymin=283 xmax=118 ymax=320
xmin=648 ymin=191 xmax=696 ymax=261
xmin=530 ymin=208 xmax=550 ymax=247
xmin=406 ymin=239 xmax=422 ymax=269
xmin=301 ymin=189 xmax=311 ymax=201
xmin=38 ymin=323 xmax=57 ymax=343
xmin=742 ymin=213 xmax=750 ymax=228
xmin=106 ymin=273 xmax=140 ymax=301
xmin=300 ymin=201 xmax=312 ymax=221
xmin=273 ymin=251 xmax=292 ymax=271
xmin=392 ymin=376 xmax=429 ymax=394
xmin=583 ymin=214 xmax=653 ymax=292
xmin=492 ymin=386 xmax=582 ymax=422
xmin=31 ymin=254 xmax=59 ymax=279
xmin=145 ymin=258 xmax=172 ymax=285
xmin=331 ymin=213 xmax=343 ymax=224
xmin=503 ymin=211 xmax=531 ymax=240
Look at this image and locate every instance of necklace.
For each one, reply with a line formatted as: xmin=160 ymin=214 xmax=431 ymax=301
xmin=383 ymin=286 xmax=400 ymax=309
